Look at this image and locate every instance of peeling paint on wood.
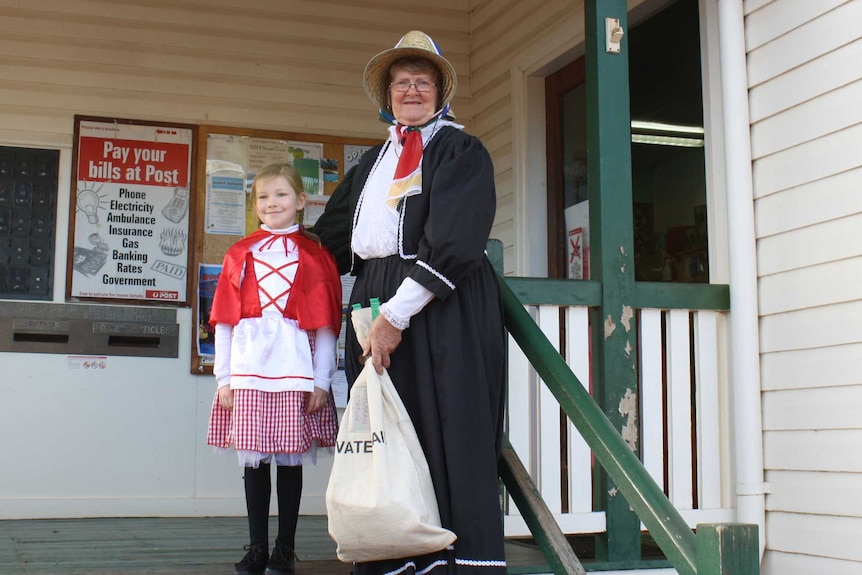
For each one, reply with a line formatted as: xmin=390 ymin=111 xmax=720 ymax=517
xmin=620 ymin=305 xmax=633 ymax=332
xmin=618 ymin=388 xmax=638 ymax=452
xmin=604 ymin=314 xmax=616 ymax=339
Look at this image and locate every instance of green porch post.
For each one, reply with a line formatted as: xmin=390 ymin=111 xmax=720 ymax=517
xmin=697 ymin=524 xmax=760 ymax=575
xmin=584 ymin=0 xmax=641 ymax=562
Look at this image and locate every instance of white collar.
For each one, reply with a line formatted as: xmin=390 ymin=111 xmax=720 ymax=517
xmin=261 ymin=223 xmax=300 ymax=235
xmin=387 ymin=119 xmax=464 ymax=147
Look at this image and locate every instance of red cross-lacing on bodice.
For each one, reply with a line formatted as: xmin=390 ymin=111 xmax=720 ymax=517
xmin=254 ymin=235 xmax=298 ymax=315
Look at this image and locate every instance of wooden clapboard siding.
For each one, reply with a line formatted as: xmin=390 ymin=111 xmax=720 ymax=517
xmin=748 ymin=38 xmax=862 ymax=124
xmin=761 ymin=342 xmax=862 ymax=392
xmin=0 ymin=0 xmax=533 ymax=255
xmin=766 ymin=470 xmax=862 ymax=517
xmin=754 ymin=168 xmax=862 ymax=239
xmin=744 ymin=0 xmax=849 ymax=52
xmin=747 ymin=1 xmax=862 ymax=572
xmin=757 ymin=212 xmax=862 ymax=276
xmin=0 ymin=0 xmax=470 ymax=147
xmin=763 ymin=551 xmax=862 ymax=575
xmin=470 ymin=0 xmax=548 ymax=275
xmin=766 ymin=511 xmax=862 ymax=563
xmin=743 ymin=0 xmax=774 ymax=16
xmin=758 ymin=258 xmax=862 ymax=315
xmin=746 ymin=0 xmax=861 ymax=90
xmin=764 ymin=429 xmax=862 ymax=472
xmin=751 ymin=78 xmax=862 ymax=159
xmin=752 ymin=122 xmax=862 ymax=200
xmin=759 ymin=300 xmax=862 ymax=353
xmin=763 ymin=387 xmax=862 ymax=431
xmin=0 ymin=107 xmax=72 ymax=147
xmin=765 ymin=471 xmax=862 ymax=572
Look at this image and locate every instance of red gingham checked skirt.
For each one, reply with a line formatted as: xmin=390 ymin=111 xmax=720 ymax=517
xmin=207 ymin=388 xmax=338 ymax=454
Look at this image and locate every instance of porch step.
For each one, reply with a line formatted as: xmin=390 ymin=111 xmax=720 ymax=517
xmin=0 ymin=516 xmax=678 ymax=574
xmin=0 ymin=516 xmax=546 ymax=574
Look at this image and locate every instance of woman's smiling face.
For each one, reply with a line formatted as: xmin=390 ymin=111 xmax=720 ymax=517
xmin=389 ymin=61 xmax=440 ymax=126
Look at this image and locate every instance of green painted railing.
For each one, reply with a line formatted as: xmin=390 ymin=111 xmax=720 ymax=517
xmin=502 ymin=277 xmax=729 ymax=310
xmin=496 ymin=272 xmax=758 ymax=575
xmin=500 ymin=274 xmax=697 ymax=575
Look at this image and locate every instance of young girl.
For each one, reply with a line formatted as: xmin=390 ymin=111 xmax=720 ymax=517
xmin=206 ymin=162 xmax=342 ymax=575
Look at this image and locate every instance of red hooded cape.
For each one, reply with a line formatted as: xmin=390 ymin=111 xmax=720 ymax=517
xmin=209 ymin=229 xmax=342 ymax=334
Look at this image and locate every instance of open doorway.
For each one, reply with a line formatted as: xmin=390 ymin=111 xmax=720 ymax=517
xmin=546 ymin=0 xmax=708 ymax=283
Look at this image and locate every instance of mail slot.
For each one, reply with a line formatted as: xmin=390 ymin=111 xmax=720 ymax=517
xmin=0 ymin=302 xmax=179 ymax=358
xmin=12 ymin=318 xmax=72 ymax=344
xmin=14 ymin=332 xmax=70 ymax=344
xmin=108 ymin=335 xmax=161 ymax=348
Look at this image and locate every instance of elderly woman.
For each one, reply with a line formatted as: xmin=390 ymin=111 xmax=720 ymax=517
xmin=314 ymin=31 xmax=507 ymax=575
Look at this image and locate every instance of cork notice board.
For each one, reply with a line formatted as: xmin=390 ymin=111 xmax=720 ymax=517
xmin=190 ymin=125 xmax=379 ymax=375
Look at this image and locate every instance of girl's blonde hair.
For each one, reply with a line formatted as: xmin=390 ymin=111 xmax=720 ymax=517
xmin=251 ymin=162 xmax=305 ymax=224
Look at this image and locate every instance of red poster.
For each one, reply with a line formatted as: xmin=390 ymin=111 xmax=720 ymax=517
xmin=69 ymin=118 xmax=194 ymax=303
xmin=77 ymin=137 xmax=190 ymax=187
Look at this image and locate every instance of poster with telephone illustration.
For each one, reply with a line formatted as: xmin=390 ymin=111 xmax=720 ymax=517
xmin=68 ymin=116 xmax=195 ymax=304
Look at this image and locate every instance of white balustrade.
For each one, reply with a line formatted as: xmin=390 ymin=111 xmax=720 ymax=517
xmin=503 ymin=304 xmax=732 ymax=538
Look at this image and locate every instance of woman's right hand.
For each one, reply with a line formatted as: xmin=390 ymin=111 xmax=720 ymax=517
xmin=361 ymin=314 xmax=403 ymax=375
xmin=218 ymin=386 xmax=234 ymax=410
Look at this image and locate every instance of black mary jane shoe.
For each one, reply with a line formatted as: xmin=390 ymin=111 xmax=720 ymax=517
xmin=265 ymin=540 xmax=296 ymax=575
xmin=234 ymin=542 xmax=268 ymax=575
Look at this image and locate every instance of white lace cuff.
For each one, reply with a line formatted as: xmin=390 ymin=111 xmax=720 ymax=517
xmin=380 ymin=302 xmax=410 ymax=330
xmin=384 ymin=277 xmax=435 ymax=325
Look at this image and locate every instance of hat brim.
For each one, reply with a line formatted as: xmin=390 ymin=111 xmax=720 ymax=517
xmin=363 ymin=45 xmax=457 ymax=115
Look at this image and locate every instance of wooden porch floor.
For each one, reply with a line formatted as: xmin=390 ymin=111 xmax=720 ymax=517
xmin=0 ymin=516 xmax=551 ymax=575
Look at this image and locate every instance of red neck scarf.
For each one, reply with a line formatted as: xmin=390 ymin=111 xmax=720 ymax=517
xmin=387 ymin=125 xmax=423 ymax=210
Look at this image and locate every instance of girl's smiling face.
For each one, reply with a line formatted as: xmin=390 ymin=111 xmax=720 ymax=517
xmin=254 ymin=175 xmax=305 ymax=230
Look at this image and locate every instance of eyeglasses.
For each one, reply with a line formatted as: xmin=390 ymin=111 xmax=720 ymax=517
xmin=390 ymin=80 xmax=436 ymax=93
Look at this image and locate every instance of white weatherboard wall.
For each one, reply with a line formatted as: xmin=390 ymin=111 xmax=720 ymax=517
xmin=746 ymin=0 xmax=862 ymax=573
xmin=0 ymin=0 xmax=472 ymax=519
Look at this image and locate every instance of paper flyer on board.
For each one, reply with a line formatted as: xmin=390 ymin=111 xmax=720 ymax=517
xmin=197 ymin=263 xmax=221 ymax=363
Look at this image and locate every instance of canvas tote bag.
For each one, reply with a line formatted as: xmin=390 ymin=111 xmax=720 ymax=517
xmin=325 ymin=305 xmax=456 ymax=562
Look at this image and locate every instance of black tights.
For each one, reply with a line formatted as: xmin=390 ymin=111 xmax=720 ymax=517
xmin=243 ymin=463 xmax=303 ymax=549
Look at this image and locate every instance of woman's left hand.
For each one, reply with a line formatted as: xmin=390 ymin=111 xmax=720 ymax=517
xmin=362 ymin=314 xmax=402 ymax=374
xmin=306 ymin=387 xmax=329 ymax=414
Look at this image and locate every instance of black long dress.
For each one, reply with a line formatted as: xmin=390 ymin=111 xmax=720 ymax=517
xmin=314 ymin=125 xmax=508 ymax=575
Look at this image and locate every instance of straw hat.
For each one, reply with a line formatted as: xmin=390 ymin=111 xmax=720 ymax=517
xmin=363 ymin=30 xmax=458 ymax=115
